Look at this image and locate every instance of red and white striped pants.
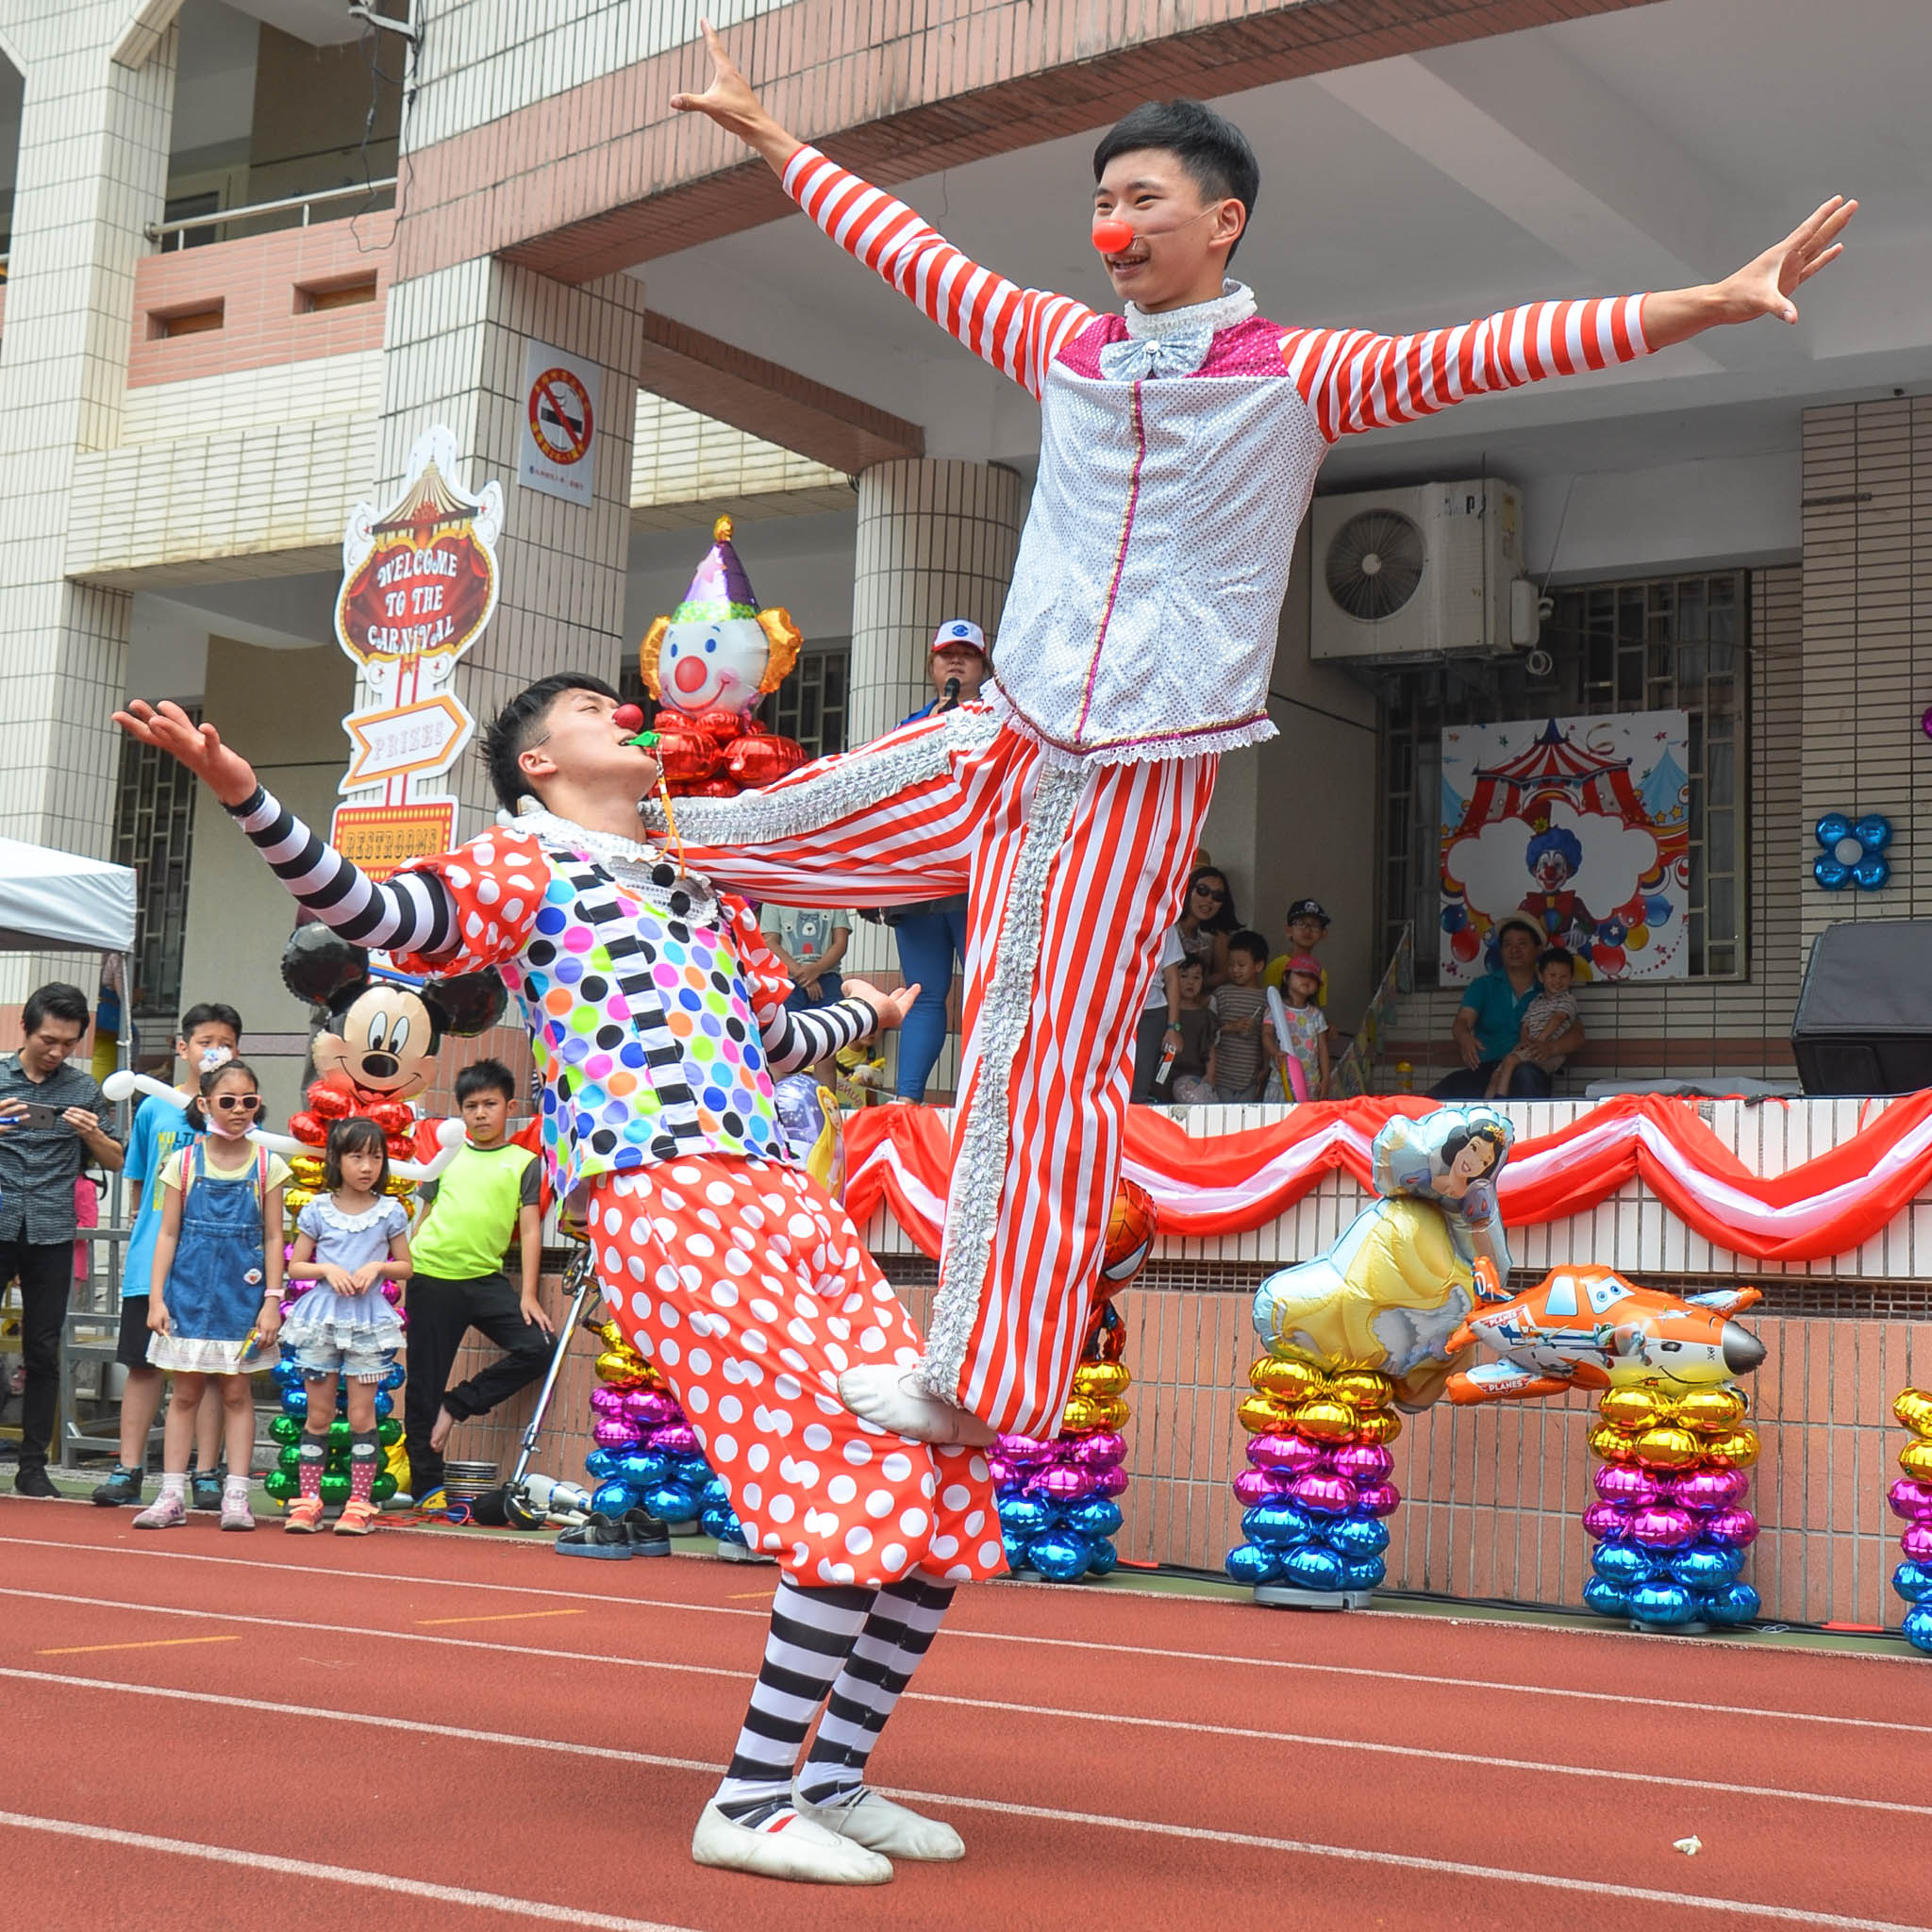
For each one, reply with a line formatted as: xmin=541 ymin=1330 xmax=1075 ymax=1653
xmin=665 ymin=709 xmax=1215 ymax=1436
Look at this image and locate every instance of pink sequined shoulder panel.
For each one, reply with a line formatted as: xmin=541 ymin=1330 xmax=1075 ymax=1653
xmin=1051 ymin=311 xmax=1288 ymax=380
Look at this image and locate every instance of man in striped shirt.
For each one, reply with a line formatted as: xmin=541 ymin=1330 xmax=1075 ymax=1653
xmin=665 ymin=29 xmax=1853 ymax=1457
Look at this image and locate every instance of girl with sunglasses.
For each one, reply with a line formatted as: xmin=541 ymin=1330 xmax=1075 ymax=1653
xmin=134 ymin=1059 xmax=289 ymax=1530
xmin=279 ymin=1116 xmax=410 ymax=1534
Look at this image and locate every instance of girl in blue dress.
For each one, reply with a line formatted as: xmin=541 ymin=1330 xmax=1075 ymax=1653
xmin=134 ymin=1060 xmax=290 ymax=1531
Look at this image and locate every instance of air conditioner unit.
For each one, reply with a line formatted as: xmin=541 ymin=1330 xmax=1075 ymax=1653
xmin=1308 ymin=479 xmax=1538 ymax=664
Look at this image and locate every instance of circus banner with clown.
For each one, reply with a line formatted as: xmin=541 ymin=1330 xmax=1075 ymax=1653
xmin=1439 ymin=710 xmax=1690 ymax=985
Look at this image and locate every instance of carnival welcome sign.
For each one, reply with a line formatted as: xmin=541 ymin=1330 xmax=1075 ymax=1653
xmin=330 ymin=427 xmax=504 ymax=878
xmin=1439 ymin=710 xmax=1690 ymax=985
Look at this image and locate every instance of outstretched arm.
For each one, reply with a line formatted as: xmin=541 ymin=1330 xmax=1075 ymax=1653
xmin=672 ymin=21 xmax=1093 ymax=399
xmin=1287 ymin=196 xmax=1856 ymax=441
xmin=112 ymin=701 xmax=458 ymax=957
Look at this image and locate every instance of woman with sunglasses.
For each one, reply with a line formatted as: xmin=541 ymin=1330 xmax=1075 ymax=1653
xmin=134 ymin=1059 xmax=288 ymax=1531
xmin=1175 ymin=866 xmax=1240 ymax=990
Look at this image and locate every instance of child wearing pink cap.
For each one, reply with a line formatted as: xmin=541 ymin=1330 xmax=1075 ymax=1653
xmin=1267 ymin=956 xmax=1330 ymax=1102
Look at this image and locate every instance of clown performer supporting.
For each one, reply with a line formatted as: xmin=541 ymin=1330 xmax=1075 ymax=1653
xmin=660 ymin=30 xmax=1857 ymax=1453
xmin=114 ymin=681 xmax=1000 ymax=1888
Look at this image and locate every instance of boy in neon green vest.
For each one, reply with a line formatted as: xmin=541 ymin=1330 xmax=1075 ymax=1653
xmin=405 ymin=1058 xmax=546 ymax=1509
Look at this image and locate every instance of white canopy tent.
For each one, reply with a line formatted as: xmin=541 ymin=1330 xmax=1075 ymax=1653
xmin=0 ymin=838 xmax=137 ymax=955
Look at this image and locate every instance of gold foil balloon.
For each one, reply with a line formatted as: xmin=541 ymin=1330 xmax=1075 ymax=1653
xmin=593 ymin=1349 xmax=646 ymax=1386
xmin=1891 ymin=1389 xmax=1932 ymax=1438
xmin=1239 ymin=1393 xmax=1293 ymax=1435
xmin=1329 ymin=1369 xmax=1395 ymax=1411
xmin=1674 ymin=1385 xmax=1748 ymax=1434
xmin=1250 ymin=1356 xmax=1325 ymax=1403
xmin=1074 ymin=1361 xmax=1131 ymax=1401
xmin=290 ymin=1155 xmax=325 ymax=1188
xmin=1353 ymin=1409 xmax=1403 ymax=1446
xmin=285 ymin=1187 xmax=315 ymax=1216
xmin=1295 ymin=1399 xmax=1360 ymax=1444
xmin=1598 ymin=1386 xmax=1665 ymax=1432
xmin=1590 ymin=1423 xmax=1641 ymax=1463
xmin=1706 ymin=1426 xmax=1761 ymax=1469
xmin=1900 ymin=1439 xmax=1932 ymax=1482
xmin=1635 ymin=1424 xmax=1703 ymax=1471
xmin=1059 ymin=1395 xmax=1108 ymax=1435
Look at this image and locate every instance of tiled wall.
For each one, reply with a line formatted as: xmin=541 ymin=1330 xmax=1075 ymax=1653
xmin=630 ymin=389 xmax=853 ymax=526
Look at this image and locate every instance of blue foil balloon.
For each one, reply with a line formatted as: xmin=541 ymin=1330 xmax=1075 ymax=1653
xmin=1813 ymin=856 xmax=1852 ymax=891
xmin=1087 ymin=1539 xmax=1119 ymax=1577
xmin=1814 ymin=811 xmax=1853 ymax=849
xmin=1591 ymin=1541 xmax=1654 ymax=1588
xmin=1628 ymin=1580 xmax=1698 ymax=1625
xmin=591 ymin=1478 xmax=633 ymax=1517
xmin=380 ymin=1364 xmax=406 ymax=1391
xmin=1903 ymin=1604 xmax=1932 ymax=1654
xmin=1583 ymin=1576 xmax=1631 ymax=1617
xmin=645 ymin=1482 xmax=698 ymax=1523
xmin=373 ymin=1390 xmax=393 ymax=1420
xmin=1671 ymin=1543 xmax=1744 ymax=1591
xmin=1028 ymin=1532 xmax=1093 ymax=1581
xmin=1341 ymin=1554 xmax=1386 ymax=1591
xmin=1244 ymin=1501 xmax=1310 ymax=1548
xmin=1853 ymin=854 xmax=1890 ymax=891
xmin=617 ymin=1451 xmax=663 ymax=1487
xmin=583 ymin=1448 xmax=620 ymax=1481
xmin=699 ymin=1504 xmax=738 ymax=1541
xmin=1854 ymin=813 xmax=1892 ymax=852
xmin=999 ymin=1496 xmax=1053 ymax=1539
xmin=1331 ymin=1516 xmax=1390 ymax=1558
xmin=1703 ymin=1581 xmax=1760 ymax=1626
xmin=1067 ymin=1495 xmax=1124 ymax=1540
xmin=1003 ymin=1537 xmax=1032 ymax=1572
xmin=280 ymin=1387 xmax=308 ymax=1419
xmin=1225 ymin=1541 xmax=1280 ymax=1586
xmin=1892 ymin=1559 xmax=1932 ymax=1604
xmin=1280 ymin=1544 xmax=1347 ymax=1592
xmin=272 ymin=1359 xmax=302 ymax=1390
xmin=698 ymin=1474 xmax=731 ymax=1509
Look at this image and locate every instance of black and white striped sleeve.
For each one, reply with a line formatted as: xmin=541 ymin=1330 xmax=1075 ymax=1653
xmin=225 ymin=785 xmax=458 ymax=958
xmin=762 ymin=999 xmax=875 ymax=1078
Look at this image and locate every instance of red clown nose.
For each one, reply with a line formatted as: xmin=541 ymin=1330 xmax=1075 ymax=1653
xmin=612 ymin=703 xmax=645 ymax=733
xmin=1091 ymin=217 xmax=1136 ymax=254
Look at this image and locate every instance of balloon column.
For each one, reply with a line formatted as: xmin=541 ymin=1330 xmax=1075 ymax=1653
xmin=1888 ymin=1387 xmax=1932 ymax=1654
xmin=581 ymin=1318 xmax=747 ymax=1547
xmin=637 ymin=516 xmax=808 ymax=797
xmin=262 ymin=1357 xmax=403 ymax=1507
xmin=994 ymin=1181 xmax=1157 ymax=1581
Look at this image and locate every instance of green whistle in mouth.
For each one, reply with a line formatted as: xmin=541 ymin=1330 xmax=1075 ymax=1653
xmin=625 ymin=729 xmax=661 ymax=750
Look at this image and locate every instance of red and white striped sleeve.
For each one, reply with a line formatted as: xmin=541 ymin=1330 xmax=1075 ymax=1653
xmin=781 ymin=145 xmax=1097 ymax=401
xmin=1280 ymin=295 xmax=1653 ymax=443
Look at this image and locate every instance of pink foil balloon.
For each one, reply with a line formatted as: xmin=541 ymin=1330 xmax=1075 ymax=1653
xmin=1629 ymin=1504 xmax=1698 ymax=1550
xmin=1355 ymin=1480 xmax=1403 ymax=1518
xmin=589 ymin=1387 xmax=625 ymax=1418
xmin=1673 ymin=1468 xmax=1748 ymax=1513
xmin=1582 ymin=1502 xmax=1631 ymax=1541
xmin=1041 ymin=1464 xmax=1096 ymax=1501
xmin=1593 ymin=1463 xmax=1659 ymax=1507
xmin=592 ymin=1417 xmax=642 ymax=1450
xmin=1249 ymin=1434 xmax=1323 ymax=1476
xmin=1072 ymin=1430 xmax=1127 ymax=1469
xmin=380 ymin=1281 xmax=403 ymax=1305
xmin=1233 ymin=1469 xmax=1281 ymax=1507
xmin=1902 ymin=1522 xmax=1932 ymax=1562
xmin=1091 ymin=1465 xmax=1130 ymax=1499
xmin=998 ymin=1432 xmax=1052 ymax=1466
xmin=1888 ymin=1477 xmax=1932 ymax=1523
xmin=1331 ymin=1442 xmax=1395 ymax=1486
xmin=1702 ymin=1505 xmax=1758 ymax=1546
xmin=987 ymin=1456 xmax=1015 ymax=1487
xmin=625 ymin=1391 xmax=677 ymax=1427
xmin=1292 ymin=1471 xmax=1357 ymax=1517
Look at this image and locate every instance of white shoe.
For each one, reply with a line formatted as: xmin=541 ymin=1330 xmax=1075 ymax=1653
xmin=794 ymin=1789 xmax=965 ymax=1862
xmin=836 ymin=1366 xmax=997 ymax=1447
xmin=690 ymin=1802 xmax=893 ymax=1886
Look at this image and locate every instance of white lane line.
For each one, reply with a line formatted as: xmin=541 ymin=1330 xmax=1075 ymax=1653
xmin=0 ymin=1810 xmax=698 ymax=1930
xmin=5 ymin=1609 xmax=1924 ymax=1826
xmin=4 ymin=1536 xmax=1922 ymax=1740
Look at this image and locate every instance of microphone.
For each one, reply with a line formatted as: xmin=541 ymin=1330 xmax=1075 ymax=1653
xmin=939 ymin=676 xmax=962 ymax=712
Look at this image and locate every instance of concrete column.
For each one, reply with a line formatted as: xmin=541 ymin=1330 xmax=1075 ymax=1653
xmin=0 ymin=4 xmax=175 ymax=859
xmin=372 ymin=258 xmax=649 ymax=830
xmin=847 ymin=458 xmax=1024 ymax=750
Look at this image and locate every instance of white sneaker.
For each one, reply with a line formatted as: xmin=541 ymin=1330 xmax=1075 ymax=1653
xmin=691 ymin=1802 xmax=892 ymax=1885
xmin=794 ymin=1789 xmax=965 ymax=1862
xmin=131 ymin=1490 xmax=187 ymax=1530
xmin=835 ymin=1367 xmax=997 ymax=1447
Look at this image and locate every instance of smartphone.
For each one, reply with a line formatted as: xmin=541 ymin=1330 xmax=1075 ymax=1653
xmin=4 ymin=1102 xmax=70 ymax=1131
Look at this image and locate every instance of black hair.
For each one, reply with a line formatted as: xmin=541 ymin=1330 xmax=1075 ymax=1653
xmin=184 ymin=1057 xmax=260 ymax=1131
xmin=455 ymin=1058 xmax=517 ymax=1104
xmin=1092 ymin=99 xmax=1260 ymax=264
xmin=1226 ymin=927 xmax=1270 ymax=966
xmin=324 ymin=1113 xmax=391 ymax=1193
xmin=178 ymin=1002 xmax=243 ymax=1042
xmin=23 ymin=982 xmax=90 ymax=1036
xmin=477 ymin=673 xmax=620 ymax=815
xmin=1440 ymin=1121 xmax=1508 ymax=1175
xmin=1537 ymin=946 xmax=1574 ymax=974
xmin=1183 ymin=866 xmax=1240 ymax=935
xmin=1175 ymin=955 xmax=1206 ymax=979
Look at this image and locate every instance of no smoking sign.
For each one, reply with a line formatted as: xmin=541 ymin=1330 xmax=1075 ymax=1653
xmin=519 ymin=340 xmax=602 ymax=507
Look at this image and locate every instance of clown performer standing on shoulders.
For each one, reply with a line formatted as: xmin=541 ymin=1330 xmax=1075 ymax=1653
xmin=113 ymin=682 xmax=998 ymax=1888
xmin=658 ymin=22 xmax=1857 ymax=1452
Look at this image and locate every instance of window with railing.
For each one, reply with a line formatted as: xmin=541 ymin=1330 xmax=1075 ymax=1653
xmin=113 ymin=708 xmax=202 ymax=1030
xmin=1380 ymin=570 xmax=1749 ymax=983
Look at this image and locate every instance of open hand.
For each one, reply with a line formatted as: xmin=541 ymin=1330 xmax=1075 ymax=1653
xmin=670 ymin=21 xmax=766 ymax=141
xmin=843 ymin=977 xmax=920 ymax=1033
xmin=112 ymin=701 xmax=259 ymax=807
xmin=1714 ymin=196 xmax=1857 ymax=325
xmin=521 ymin=1295 xmax=556 ymax=1337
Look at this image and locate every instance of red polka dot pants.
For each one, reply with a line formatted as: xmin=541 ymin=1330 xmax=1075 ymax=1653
xmin=588 ymin=1158 xmax=1005 ymax=1590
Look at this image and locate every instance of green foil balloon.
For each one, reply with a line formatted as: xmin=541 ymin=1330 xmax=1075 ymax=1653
xmin=327 ymin=1418 xmax=351 ymax=1452
xmin=319 ymin=1471 xmax=351 ymax=1506
xmin=262 ymin=1470 xmax=296 ymax=1502
xmin=377 ymin=1417 xmax=402 ymax=1447
xmin=269 ymin=1414 xmax=301 ymax=1445
xmin=370 ymin=1472 xmax=398 ymax=1504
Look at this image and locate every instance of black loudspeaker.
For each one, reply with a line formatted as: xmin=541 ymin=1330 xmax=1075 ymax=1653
xmin=1792 ymin=919 xmax=1932 ymax=1095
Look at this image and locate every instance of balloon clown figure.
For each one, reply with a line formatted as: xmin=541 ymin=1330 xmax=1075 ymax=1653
xmin=640 ymin=515 xmax=808 ymax=797
xmin=114 ymin=682 xmax=1002 ymax=1888
xmin=660 ymin=25 xmax=1855 ymax=1462
xmin=1230 ymin=1108 xmax=1511 ymax=1605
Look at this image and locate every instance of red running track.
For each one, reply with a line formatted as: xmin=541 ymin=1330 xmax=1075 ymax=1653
xmin=4 ymin=1495 xmax=1929 ymax=1932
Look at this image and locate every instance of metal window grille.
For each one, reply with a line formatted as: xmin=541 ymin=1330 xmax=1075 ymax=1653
xmin=621 ymin=639 xmax=850 ymax=762
xmin=112 ymin=706 xmax=202 ymax=1027
xmin=1379 ymin=570 xmax=1748 ymax=983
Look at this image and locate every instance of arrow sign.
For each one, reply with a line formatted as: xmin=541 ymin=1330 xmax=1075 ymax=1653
xmin=341 ymin=692 xmax=475 ymax=792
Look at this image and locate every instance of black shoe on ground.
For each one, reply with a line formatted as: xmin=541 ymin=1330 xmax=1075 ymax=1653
xmin=190 ymin=1468 xmax=225 ymax=1511
xmin=92 ymin=1465 xmax=144 ymax=1507
xmin=555 ymin=1511 xmax=633 ymax=1559
xmin=621 ymin=1507 xmax=673 ymax=1557
xmin=13 ymin=1465 xmax=58 ymax=1498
